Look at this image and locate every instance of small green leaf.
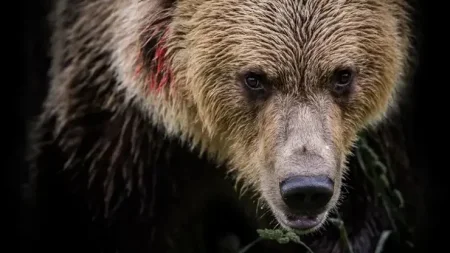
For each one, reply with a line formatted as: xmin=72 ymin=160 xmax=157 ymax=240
xmin=256 ymin=229 xmax=284 ymax=240
xmin=285 ymin=231 xmax=301 ymax=244
xmin=276 ymin=237 xmax=290 ymax=244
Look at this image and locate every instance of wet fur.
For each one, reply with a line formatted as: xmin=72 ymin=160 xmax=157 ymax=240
xmin=28 ymin=0 xmax=417 ymax=252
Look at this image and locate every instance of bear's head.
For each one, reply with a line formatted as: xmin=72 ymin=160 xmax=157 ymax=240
xmin=120 ymin=0 xmax=412 ymax=234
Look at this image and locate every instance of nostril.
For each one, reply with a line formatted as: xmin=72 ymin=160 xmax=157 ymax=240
xmin=279 ymin=175 xmax=334 ymax=214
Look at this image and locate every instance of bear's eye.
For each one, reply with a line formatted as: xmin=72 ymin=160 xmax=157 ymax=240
xmin=244 ymin=73 xmax=265 ymax=91
xmin=331 ymin=68 xmax=355 ymax=95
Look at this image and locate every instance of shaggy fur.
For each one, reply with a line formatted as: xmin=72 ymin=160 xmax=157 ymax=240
xmin=28 ymin=0 xmax=417 ymax=252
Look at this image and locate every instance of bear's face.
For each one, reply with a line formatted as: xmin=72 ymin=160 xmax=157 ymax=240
xmin=163 ymin=0 xmax=410 ymax=233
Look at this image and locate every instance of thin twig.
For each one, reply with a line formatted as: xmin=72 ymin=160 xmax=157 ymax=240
xmin=238 ymin=237 xmax=263 ymax=253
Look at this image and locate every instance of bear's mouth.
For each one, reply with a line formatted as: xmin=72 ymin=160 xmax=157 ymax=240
xmin=275 ymin=211 xmax=328 ymax=233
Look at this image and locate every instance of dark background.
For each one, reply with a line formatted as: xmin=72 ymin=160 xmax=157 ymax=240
xmin=12 ymin=0 xmax=449 ymax=252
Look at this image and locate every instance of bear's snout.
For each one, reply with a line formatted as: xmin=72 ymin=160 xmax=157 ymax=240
xmin=279 ymin=175 xmax=334 ymax=215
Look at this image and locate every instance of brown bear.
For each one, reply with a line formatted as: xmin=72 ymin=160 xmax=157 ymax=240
xmin=27 ymin=0 xmax=418 ymax=252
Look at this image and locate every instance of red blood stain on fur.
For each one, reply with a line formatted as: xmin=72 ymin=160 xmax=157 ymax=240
xmin=134 ymin=27 xmax=172 ymax=94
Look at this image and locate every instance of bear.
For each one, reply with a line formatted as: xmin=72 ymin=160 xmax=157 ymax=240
xmin=27 ymin=0 xmax=418 ymax=252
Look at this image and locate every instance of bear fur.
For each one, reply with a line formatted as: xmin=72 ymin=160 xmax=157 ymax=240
xmin=27 ymin=0 xmax=420 ymax=252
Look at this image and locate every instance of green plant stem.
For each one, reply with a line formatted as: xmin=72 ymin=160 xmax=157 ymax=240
xmin=238 ymin=237 xmax=263 ymax=253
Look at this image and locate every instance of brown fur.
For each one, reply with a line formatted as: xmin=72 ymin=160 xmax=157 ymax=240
xmin=29 ymin=0 xmax=415 ymax=251
xmin=146 ymin=0 xmax=413 ymax=232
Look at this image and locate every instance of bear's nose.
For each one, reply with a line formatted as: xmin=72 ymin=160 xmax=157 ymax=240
xmin=279 ymin=175 xmax=334 ymax=214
